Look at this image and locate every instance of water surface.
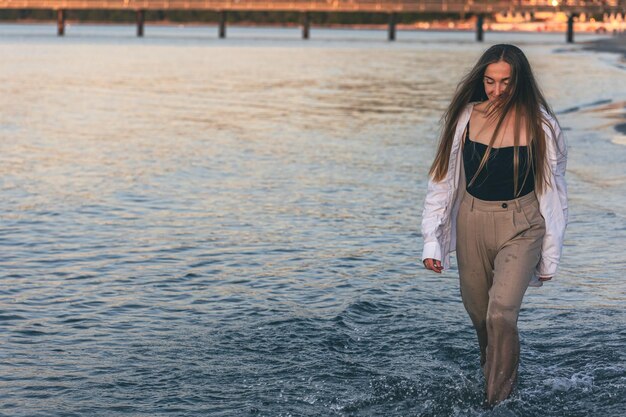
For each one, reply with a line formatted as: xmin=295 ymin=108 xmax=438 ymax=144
xmin=0 ymin=25 xmax=625 ymax=416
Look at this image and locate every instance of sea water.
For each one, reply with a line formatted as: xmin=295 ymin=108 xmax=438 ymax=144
xmin=0 ymin=24 xmax=625 ymax=416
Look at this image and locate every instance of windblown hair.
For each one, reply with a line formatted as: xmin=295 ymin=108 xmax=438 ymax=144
xmin=429 ymin=44 xmax=560 ymax=195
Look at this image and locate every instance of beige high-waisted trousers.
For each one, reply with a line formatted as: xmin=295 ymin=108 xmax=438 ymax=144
xmin=456 ymin=190 xmax=545 ymax=405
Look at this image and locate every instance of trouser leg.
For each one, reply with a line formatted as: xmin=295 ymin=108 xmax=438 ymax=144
xmin=459 ymin=254 xmax=491 ymax=368
xmin=484 ymin=207 xmax=544 ymax=405
xmin=456 ymin=200 xmax=493 ymax=368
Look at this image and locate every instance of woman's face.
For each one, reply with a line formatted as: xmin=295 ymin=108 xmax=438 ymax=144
xmin=483 ymin=60 xmax=512 ymax=102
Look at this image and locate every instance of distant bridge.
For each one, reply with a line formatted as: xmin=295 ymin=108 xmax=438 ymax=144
xmin=1 ymin=0 xmax=625 ymax=13
xmin=1 ymin=1 xmax=625 ymax=41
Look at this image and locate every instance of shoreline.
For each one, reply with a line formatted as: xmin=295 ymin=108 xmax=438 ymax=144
xmin=579 ymin=34 xmax=626 ymax=139
xmin=581 ymin=33 xmax=626 ymax=60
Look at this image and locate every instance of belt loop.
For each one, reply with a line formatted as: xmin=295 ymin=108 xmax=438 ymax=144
xmin=470 ymin=195 xmax=475 ymax=212
xmin=515 ymin=198 xmax=521 ymax=213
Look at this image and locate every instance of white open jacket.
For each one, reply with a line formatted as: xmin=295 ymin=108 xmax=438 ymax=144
xmin=421 ymin=103 xmax=568 ymax=286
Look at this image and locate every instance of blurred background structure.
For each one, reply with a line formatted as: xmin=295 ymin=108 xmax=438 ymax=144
xmin=0 ymin=0 xmax=625 ymax=41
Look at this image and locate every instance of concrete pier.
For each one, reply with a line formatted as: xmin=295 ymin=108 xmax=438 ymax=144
xmin=301 ymin=12 xmax=310 ymax=40
xmin=56 ymin=9 xmax=64 ymax=36
xmin=388 ymin=13 xmax=396 ymax=41
xmin=567 ymin=14 xmax=575 ymax=43
xmin=136 ymin=10 xmax=144 ymax=37
xmin=476 ymin=14 xmax=484 ymax=42
xmin=219 ymin=11 xmax=226 ymax=38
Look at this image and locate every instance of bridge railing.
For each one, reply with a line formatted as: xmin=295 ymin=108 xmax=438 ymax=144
xmin=0 ymin=0 xmax=622 ymax=12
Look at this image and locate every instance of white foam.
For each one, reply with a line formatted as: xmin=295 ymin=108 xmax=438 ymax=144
xmin=545 ymin=372 xmax=594 ymax=392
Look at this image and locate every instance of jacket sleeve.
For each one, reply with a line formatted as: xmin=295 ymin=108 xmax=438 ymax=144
xmin=553 ymin=123 xmax=569 ymax=224
xmin=536 ymin=119 xmax=568 ymax=278
xmin=421 ymin=176 xmax=450 ymax=262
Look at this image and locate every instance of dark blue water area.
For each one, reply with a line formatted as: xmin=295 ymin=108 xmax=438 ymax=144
xmin=0 ymin=177 xmax=624 ymax=417
xmin=0 ymin=254 xmax=624 ymax=417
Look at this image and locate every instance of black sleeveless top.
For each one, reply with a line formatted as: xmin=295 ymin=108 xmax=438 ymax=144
xmin=463 ymin=122 xmax=535 ymax=201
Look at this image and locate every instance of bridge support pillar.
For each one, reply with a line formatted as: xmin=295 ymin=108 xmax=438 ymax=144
xmin=476 ymin=14 xmax=484 ymax=42
xmin=219 ymin=11 xmax=227 ymax=39
xmin=301 ymin=12 xmax=310 ymax=40
xmin=136 ymin=10 xmax=145 ymax=37
xmin=567 ymin=14 xmax=575 ymax=43
xmin=388 ymin=13 xmax=396 ymax=41
xmin=57 ymin=10 xmax=65 ymax=37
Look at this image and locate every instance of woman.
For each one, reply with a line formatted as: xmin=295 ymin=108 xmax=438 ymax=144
xmin=421 ymin=44 xmax=568 ymax=405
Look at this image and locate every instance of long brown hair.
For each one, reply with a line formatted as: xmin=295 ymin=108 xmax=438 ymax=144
xmin=429 ymin=44 xmax=560 ymax=195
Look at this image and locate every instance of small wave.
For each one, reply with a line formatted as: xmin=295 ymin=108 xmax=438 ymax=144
xmin=13 ymin=329 xmax=51 ymax=336
xmin=557 ymin=98 xmax=613 ymax=115
xmin=558 ymin=106 xmax=580 ymax=115
xmin=0 ymin=314 xmax=25 ymax=321
xmin=345 ymin=299 xmax=391 ymax=315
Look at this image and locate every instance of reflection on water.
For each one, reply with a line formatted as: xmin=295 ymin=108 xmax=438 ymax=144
xmin=0 ymin=25 xmax=625 ymax=416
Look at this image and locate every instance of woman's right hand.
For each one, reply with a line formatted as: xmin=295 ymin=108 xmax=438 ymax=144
xmin=423 ymin=258 xmax=443 ymax=274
